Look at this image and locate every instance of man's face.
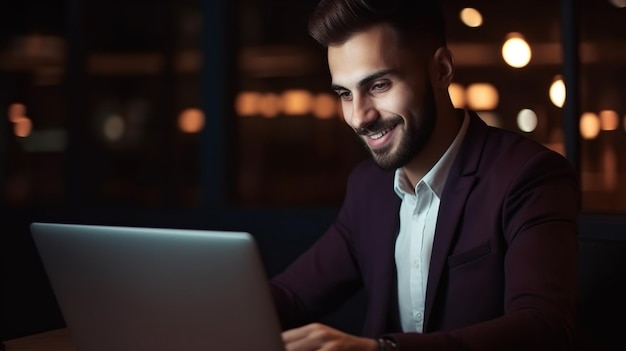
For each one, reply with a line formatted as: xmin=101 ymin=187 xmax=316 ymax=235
xmin=328 ymin=24 xmax=436 ymax=170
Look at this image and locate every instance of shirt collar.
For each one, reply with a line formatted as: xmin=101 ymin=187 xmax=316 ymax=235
xmin=394 ymin=110 xmax=470 ymax=199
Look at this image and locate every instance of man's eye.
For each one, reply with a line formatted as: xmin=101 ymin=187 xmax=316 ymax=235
xmin=371 ymin=82 xmax=389 ymax=92
xmin=337 ymin=91 xmax=353 ymax=101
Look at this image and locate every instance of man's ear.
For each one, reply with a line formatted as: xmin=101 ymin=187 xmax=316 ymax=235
xmin=432 ymin=47 xmax=455 ymax=88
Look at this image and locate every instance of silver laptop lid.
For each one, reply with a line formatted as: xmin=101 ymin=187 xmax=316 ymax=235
xmin=30 ymin=222 xmax=285 ymax=351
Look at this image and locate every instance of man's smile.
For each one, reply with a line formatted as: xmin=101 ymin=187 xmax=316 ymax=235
xmin=360 ymin=121 xmax=401 ymax=149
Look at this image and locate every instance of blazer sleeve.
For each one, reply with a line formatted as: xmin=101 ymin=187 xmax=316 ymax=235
xmin=269 ymin=164 xmax=366 ymax=330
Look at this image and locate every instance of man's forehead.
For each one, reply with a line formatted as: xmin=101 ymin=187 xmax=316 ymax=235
xmin=326 ymin=30 xmax=415 ymax=88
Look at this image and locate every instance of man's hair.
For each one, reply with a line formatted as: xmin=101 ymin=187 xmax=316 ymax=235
xmin=308 ymin=0 xmax=446 ymax=51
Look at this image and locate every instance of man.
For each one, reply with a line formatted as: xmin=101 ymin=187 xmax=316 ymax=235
xmin=270 ymin=0 xmax=580 ymax=350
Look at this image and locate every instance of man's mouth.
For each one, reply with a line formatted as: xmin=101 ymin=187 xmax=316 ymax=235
xmin=369 ymin=126 xmax=394 ymax=140
xmin=357 ymin=119 xmax=400 ymax=137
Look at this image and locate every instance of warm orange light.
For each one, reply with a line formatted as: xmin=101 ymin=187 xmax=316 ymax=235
xmin=549 ymin=76 xmax=566 ymax=108
xmin=8 ymin=103 xmax=27 ymax=122
xmin=312 ymin=94 xmax=337 ymax=119
xmin=178 ymin=108 xmax=205 ymax=133
xmin=502 ymin=33 xmax=531 ymax=68
xmin=448 ymin=83 xmax=465 ymax=108
xmin=599 ymin=110 xmax=619 ymax=131
xmin=282 ymin=90 xmax=313 ymax=115
xmin=235 ymin=92 xmax=262 ymax=116
xmin=8 ymin=103 xmax=32 ymax=137
xmin=259 ymin=93 xmax=281 ymax=118
xmin=460 ymin=8 xmax=483 ymax=27
xmin=466 ymin=83 xmax=499 ymax=110
xmin=13 ymin=117 xmax=33 ymax=138
xmin=580 ymin=112 xmax=600 ymax=139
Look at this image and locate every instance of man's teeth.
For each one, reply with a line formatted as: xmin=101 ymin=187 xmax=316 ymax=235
xmin=370 ymin=127 xmax=392 ymax=140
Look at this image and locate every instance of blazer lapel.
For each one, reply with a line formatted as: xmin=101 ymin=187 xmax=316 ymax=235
xmin=423 ymin=112 xmax=487 ymax=330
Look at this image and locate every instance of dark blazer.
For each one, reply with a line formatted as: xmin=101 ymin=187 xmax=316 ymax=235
xmin=270 ymin=111 xmax=580 ymax=350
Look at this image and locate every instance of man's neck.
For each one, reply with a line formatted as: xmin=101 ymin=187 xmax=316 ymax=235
xmin=401 ymin=109 xmax=464 ymax=190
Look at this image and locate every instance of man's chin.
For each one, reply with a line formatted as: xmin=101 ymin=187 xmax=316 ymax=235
xmin=370 ymin=150 xmax=399 ymax=171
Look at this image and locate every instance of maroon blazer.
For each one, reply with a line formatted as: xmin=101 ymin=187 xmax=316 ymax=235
xmin=270 ymin=111 xmax=580 ymax=350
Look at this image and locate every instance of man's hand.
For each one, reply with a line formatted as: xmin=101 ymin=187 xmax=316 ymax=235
xmin=282 ymin=323 xmax=378 ymax=351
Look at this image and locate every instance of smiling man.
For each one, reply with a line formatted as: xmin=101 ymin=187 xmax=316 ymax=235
xmin=328 ymin=23 xmax=455 ymax=185
xmin=270 ymin=1 xmax=580 ymax=350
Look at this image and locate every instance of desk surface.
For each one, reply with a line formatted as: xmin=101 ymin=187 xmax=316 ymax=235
xmin=4 ymin=329 xmax=74 ymax=351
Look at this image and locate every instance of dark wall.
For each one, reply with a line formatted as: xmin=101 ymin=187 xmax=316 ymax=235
xmin=577 ymin=213 xmax=626 ymax=350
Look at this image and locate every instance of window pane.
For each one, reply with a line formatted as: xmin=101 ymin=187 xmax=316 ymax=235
xmin=1 ymin=1 xmax=67 ymax=207
xmin=579 ymin=0 xmax=626 ymax=211
xmin=1 ymin=0 xmax=205 ymax=208
xmin=78 ymin=0 xmax=204 ymax=207
xmin=233 ymin=0 xmax=368 ymax=207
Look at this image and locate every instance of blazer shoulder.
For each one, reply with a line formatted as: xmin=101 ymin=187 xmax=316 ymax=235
xmin=348 ymin=158 xmax=394 ymax=187
xmin=342 ymin=158 xmax=398 ymax=207
xmin=485 ymin=126 xmax=574 ymax=169
xmin=456 ymin=114 xmax=577 ymax=184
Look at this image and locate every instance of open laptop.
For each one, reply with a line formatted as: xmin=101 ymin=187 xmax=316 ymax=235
xmin=30 ymin=222 xmax=286 ymax=351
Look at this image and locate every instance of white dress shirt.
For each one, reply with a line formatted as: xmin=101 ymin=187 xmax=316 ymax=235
xmin=393 ymin=111 xmax=469 ymax=332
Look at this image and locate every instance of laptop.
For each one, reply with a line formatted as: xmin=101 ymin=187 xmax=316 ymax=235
xmin=30 ymin=222 xmax=286 ymax=351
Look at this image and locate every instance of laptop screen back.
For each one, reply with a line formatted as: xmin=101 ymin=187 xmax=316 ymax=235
xmin=30 ymin=222 xmax=285 ymax=351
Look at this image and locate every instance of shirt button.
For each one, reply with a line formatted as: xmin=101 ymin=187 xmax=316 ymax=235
xmin=413 ymin=260 xmax=420 ymax=269
xmin=415 ymin=311 xmax=423 ymax=321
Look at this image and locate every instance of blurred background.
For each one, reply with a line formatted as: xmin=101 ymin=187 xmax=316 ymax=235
xmin=1 ymin=0 xmax=625 ymax=347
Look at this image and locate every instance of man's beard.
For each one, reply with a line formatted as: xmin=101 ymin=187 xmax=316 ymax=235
xmin=357 ymin=83 xmax=437 ymax=170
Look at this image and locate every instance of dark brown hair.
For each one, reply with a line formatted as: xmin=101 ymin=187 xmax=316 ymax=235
xmin=308 ymin=0 xmax=446 ymax=50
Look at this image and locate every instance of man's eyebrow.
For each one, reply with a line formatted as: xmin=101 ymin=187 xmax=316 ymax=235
xmin=331 ymin=69 xmax=396 ymax=92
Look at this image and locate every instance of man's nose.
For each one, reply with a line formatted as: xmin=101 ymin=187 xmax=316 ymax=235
xmin=349 ymin=95 xmax=378 ymax=130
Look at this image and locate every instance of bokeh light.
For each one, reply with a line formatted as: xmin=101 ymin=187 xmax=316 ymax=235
xmin=103 ymin=115 xmax=125 ymax=141
xmin=235 ymin=92 xmax=261 ymax=116
xmin=312 ymin=93 xmax=337 ymax=119
xmin=580 ymin=112 xmax=600 ymax=140
xmin=178 ymin=108 xmax=205 ymax=133
xmin=8 ymin=103 xmax=27 ymax=122
xmin=8 ymin=103 xmax=33 ymax=137
xmin=259 ymin=93 xmax=281 ymax=118
xmin=599 ymin=110 xmax=619 ymax=131
xmin=460 ymin=8 xmax=483 ymax=27
xmin=14 ymin=118 xmax=33 ymax=138
xmin=281 ymin=90 xmax=313 ymax=115
xmin=502 ymin=33 xmax=532 ymax=68
xmin=466 ymin=83 xmax=499 ymax=111
xmin=448 ymin=83 xmax=466 ymax=108
xmin=549 ymin=76 xmax=566 ymax=108
xmin=517 ymin=109 xmax=538 ymax=133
